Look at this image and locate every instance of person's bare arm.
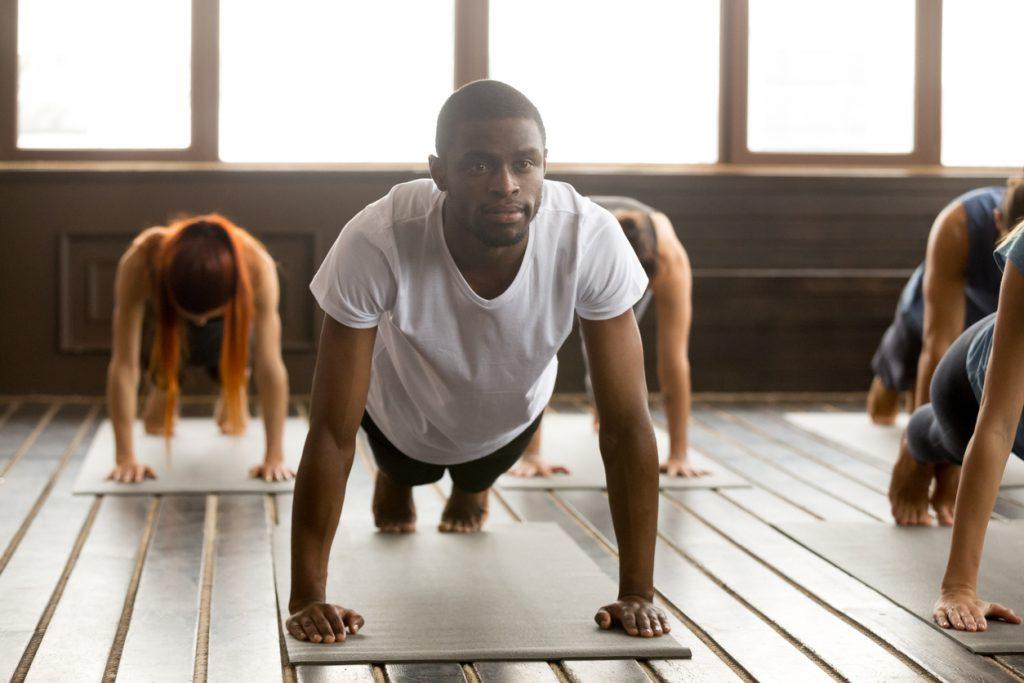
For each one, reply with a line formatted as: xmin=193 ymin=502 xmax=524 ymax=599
xmin=933 ymin=262 xmax=1024 ymax=632
xmin=650 ymin=213 xmax=697 ymax=477
xmin=916 ymin=205 xmax=969 ymax=408
xmin=581 ymin=310 xmax=669 ymax=638
xmin=286 ymin=316 xmax=376 ymax=644
xmin=105 ymin=239 xmax=155 ymax=483
xmin=250 ymin=250 xmax=291 ymax=481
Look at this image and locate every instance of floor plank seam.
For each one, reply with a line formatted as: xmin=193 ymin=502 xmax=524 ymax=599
xmin=103 ymin=496 xmax=160 ymax=682
xmin=192 ymin=495 xmax=219 ymax=683
xmin=11 ymin=495 xmax=104 ymax=683
xmin=662 ymin=492 xmax=938 ymax=681
xmin=266 ymin=496 xmax=297 ymax=683
xmin=0 ymin=401 xmax=61 ymax=478
xmin=690 ymin=412 xmax=885 ymax=521
xmin=0 ymin=404 xmax=100 ymax=574
xmin=0 ymin=400 xmax=20 ymax=433
xmin=992 ymin=657 xmax=1024 ymax=682
xmin=760 ymin=406 xmax=894 ymax=475
xmin=546 ymin=492 xmax=757 ymax=682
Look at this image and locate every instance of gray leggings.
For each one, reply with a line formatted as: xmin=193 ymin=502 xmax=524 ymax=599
xmin=906 ymin=315 xmax=991 ymax=466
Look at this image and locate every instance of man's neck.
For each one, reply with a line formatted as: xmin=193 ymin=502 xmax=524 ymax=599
xmin=442 ymin=201 xmax=529 ymax=300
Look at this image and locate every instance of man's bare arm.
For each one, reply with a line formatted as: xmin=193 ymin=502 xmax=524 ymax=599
xmin=916 ymin=205 xmax=969 ymax=408
xmin=581 ymin=310 xmax=669 ymax=638
xmin=286 ymin=316 xmax=376 ymax=644
xmin=250 ymin=251 xmax=291 ymax=480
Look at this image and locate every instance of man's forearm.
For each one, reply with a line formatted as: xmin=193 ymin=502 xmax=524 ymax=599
xmin=289 ymin=435 xmax=353 ymax=609
xmin=107 ymin=362 xmax=139 ymax=462
xmin=256 ymin=360 xmax=289 ymax=460
xmin=600 ymin=424 xmax=659 ymax=599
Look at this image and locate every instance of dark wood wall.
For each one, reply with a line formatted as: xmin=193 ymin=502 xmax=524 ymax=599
xmin=0 ymin=168 xmax=1003 ymax=395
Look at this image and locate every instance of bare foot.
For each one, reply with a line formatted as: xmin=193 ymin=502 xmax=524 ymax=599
xmin=439 ymin=487 xmax=489 ymax=533
xmin=931 ymin=463 xmax=961 ymax=527
xmin=142 ymin=388 xmax=172 ymax=435
xmin=372 ymin=471 xmax=416 ymax=533
xmin=867 ymin=376 xmax=900 ymax=426
xmin=215 ymin=390 xmax=250 ymax=435
xmin=889 ymin=435 xmax=935 ymax=526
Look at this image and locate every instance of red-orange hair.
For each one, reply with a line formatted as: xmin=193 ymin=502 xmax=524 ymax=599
xmin=150 ymin=214 xmax=254 ymax=437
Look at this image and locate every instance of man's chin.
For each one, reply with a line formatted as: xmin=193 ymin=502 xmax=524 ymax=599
xmin=472 ymin=223 xmax=529 ymax=248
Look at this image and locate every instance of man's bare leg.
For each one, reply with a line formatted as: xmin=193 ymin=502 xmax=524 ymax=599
xmin=888 ymin=433 xmax=935 ymax=525
xmin=142 ymin=385 xmax=171 ymax=435
xmin=372 ymin=470 xmax=417 ymax=533
xmin=439 ymin=487 xmax=489 ymax=533
xmin=931 ymin=462 xmax=961 ymax=527
xmin=867 ymin=376 xmax=900 ymax=425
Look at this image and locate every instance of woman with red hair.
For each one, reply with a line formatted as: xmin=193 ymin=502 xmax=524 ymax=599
xmin=105 ymin=214 xmax=293 ymax=483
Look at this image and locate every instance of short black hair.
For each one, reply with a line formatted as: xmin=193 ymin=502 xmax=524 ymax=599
xmin=435 ymin=80 xmax=545 ymax=157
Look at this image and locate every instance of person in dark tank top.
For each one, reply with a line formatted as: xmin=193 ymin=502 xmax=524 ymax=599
xmin=869 ymin=179 xmax=1024 ymax=426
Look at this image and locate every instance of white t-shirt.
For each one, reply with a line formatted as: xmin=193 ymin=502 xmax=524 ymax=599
xmin=310 ymin=178 xmax=647 ymax=465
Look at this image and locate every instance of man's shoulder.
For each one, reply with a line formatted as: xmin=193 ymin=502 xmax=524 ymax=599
xmin=346 ymin=178 xmax=439 ymax=241
xmin=538 ymin=180 xmax=614 ymax=228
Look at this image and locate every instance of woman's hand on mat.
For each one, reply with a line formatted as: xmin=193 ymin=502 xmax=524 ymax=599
xmin=508 ymin=456 xmax=570 ymax=478
xmin=106 ymin=460 xmax=156 ymax=483
xmin=286 ymin=601 xmax=364 ymax=644
xmin=660 ymin=455 xmax=707 ymax=478
xmin=595 ymin=596 xmax=671 ymax=637
xmin=933 ymin=590 xmax=1022 ymax=632
xmin=249 ymin=458 xmax=295 ymax=482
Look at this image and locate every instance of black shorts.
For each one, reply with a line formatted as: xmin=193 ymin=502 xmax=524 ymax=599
xmin=144 ymin=318 xmax=225 ymax=385
xmin=871 ymin=309 xmax=922 ymax=393
xmin=360 ymin=411 xmax=543 ymax=493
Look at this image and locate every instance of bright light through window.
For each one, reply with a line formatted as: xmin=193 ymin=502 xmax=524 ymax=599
xmin=747 ymin=0 xmax=915 ymax=154
xmin=489 ymin=0 xmax=720 ymax=164
xmin=219 ymin=0 xmax=454 ymax=163
xmin=942 ymin=0 xmax=1024 ymax=167
xmin=17 ymin=0 xmax=191 ymax=150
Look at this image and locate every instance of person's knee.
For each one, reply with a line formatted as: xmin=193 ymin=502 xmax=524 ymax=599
xmin=906 ymin=404 xmax=961 ymax=466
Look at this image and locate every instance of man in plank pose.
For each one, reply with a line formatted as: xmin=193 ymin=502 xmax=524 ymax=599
xmin=511 ymin=197 xmax=698 ymax=478
xmin=286 ymin=80 xmax=668 ymax=643
xmin=882 ymin=178 xmax=1024 ymax=524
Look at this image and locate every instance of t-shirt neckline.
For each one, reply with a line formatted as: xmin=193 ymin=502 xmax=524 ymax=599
xmin=433 ymin=192 xmax=535 ymax=308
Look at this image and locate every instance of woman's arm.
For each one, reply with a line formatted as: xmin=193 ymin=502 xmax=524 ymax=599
xmin=250 ymin=249 xmax=291 ymax=480
xmin=934 ymin=261 xmax=1024 ymax=631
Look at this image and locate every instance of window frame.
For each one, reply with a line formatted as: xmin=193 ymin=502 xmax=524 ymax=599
xmin=0 ymin=0 xmax=1000 ymax=170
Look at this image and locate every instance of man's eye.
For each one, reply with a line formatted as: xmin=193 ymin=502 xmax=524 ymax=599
xmin=515 ymin=160 xmax=534 ymax=171
xmin=469 ymin=162 xmax=489 ymax=174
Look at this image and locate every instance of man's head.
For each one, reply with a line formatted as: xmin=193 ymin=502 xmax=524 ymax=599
xmin=429 ymin=80 xmax=547 ymax=248
xmin=996 ymin=176 xmax=1024 ymax=235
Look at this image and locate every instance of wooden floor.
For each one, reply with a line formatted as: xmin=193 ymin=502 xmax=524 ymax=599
xmin=1 ymin=396 xmax=1023 ymax=683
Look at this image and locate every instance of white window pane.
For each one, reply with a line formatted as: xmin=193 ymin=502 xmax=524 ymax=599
xmin=942 ymin=0 xmax=1024 ymax=167
xmin=17 ymin=0 xmax=191 ymax=150
xmin=747 ymin=0 xmax=915 ymax=154
xmin=219 ymin=0 xmax=453 ymax=163
xmin=490 ymin=0 xmax=719 ymax=164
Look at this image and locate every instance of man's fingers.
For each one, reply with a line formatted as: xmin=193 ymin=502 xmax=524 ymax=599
xmin=658 ymin=614 xmax=672 ymax=633
xmin=637 ymin=612 xmax=653 ymax=637
xmin=326 ymin=608 xmax=346 ymax=639
xmin=552 ymin=465 xmax=570 ymax=474
xmin=934 ymin=608 xmax=951 ymax=628
xmin=622 ymin=611 xmax=639 ymax=636
xmin=594 ymin=608 xmax=612 ymax=630
xmin=300 ymin=617 xmax=322 ymax=643
xmin=988 ymin=602 xmax=1023 ymax=624
xmin=343 ymin=609 xmax=365 ymax=634
xmin=145 ymin=466 xmax=156 ymax=479
xmin=947 ymin=607 xmax=965 ymax=631
xmin=286 ymin=619 xmax=307 ymax=640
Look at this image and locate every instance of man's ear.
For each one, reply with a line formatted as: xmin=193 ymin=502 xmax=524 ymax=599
xmin=428 ymin=155 xmax=447 ymax=191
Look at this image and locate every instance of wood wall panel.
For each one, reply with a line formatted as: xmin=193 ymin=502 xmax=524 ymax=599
xmin=0 ymin=168 xmax=1005 ymax=394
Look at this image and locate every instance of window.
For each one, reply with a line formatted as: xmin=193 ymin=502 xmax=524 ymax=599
xmin=17 ymin=0 xmax=191 ymax=150
xmin=941 ymin=0 xmax=1024 ymax=167
xmin=218 ymin=0 xmax=454 ymax=163
xmin=746 ymin=0 xmax=916 ymax=155
xmin=489 ymin=0 xmax=720 ymax=164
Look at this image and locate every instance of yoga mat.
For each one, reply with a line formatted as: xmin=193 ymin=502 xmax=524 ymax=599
xmin=496 ymin=414 xmax=748 ymax=490
xmin=784 ymin=412 xmax=1024 ymax=488
xmin=73 ymin=418 xmax=305 ymax=495
xmin=273 ymin=522 xmax=691 ymax=663
xmin=779 ymin=521 xmax=1024 ymax=654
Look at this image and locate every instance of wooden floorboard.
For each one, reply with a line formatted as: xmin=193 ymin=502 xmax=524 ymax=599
xmin=473 ymin=661 xmax=559 ymax=682
xmin=561 ymin=659 xmax=651 ymax=682
xmin=0 ymin=402 xmax=55 ymax=473
xmin=295 ymin=665 xmax=376 ymax=682
xmin=386 ymin=662 xmax=468 ymax=682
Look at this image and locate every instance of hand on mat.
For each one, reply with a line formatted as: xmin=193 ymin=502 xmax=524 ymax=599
xmin=933 ymin=590 xmax=1022 ymax=632
xmin=106 ymin=461 xmax=156 ymax=484
xmin=595 ymin=596 xmax=671 ymax=637
xmin=660 ymin=457 xmax=707 ymax=478
xmin=286 ymin=601 xmax=364 ymax=644
xmin=508 ymin=457 xmax=570 ymax=478
xmin=249 ymin=459 xmax=295 ymax=482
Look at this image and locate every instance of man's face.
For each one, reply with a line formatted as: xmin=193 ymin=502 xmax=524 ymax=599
xmin=432 ymin=117 xmax=546 ymax=248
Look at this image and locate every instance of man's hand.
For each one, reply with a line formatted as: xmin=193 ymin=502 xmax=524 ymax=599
xmin=106 ymin=460 xmax=156 ymax=483
xmin=508 ymin=456 xmax=570 ymax=478
xmin=249 ymin=457 xmax=295 ymax=482
xmin=660 ymin=455 xmax=706 ymax=479
xmin=286 ymin=601 xmax=365 ymax=644
xmin=933 ymin=589 xmax=1021 ymax=632
xmin=595 ymin=596 xmax=671 ymax=637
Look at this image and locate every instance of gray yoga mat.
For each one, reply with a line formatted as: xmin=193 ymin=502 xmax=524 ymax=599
xmin=779 ymin=521 xmax=1024 ymax=654
xmin=496 ymin=414 xmax=748 ymax=490
xmin=73 ymin=418 xmax=305 ymax=494
xmin=273 ymin=522 xmax=691 ymax=663
xmin=784 ymin=412 xmax=1024 ymax=488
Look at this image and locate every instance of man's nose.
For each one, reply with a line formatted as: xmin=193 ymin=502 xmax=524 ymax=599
xmin=490 ymin=165 xmax=518 ymax=195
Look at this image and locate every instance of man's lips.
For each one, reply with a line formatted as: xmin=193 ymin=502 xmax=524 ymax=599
xmin=484 ymin=205 xmax=526 ymax=223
